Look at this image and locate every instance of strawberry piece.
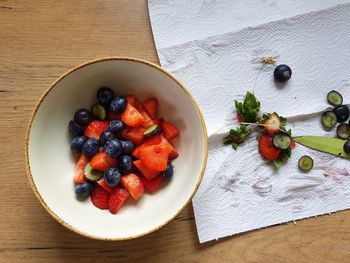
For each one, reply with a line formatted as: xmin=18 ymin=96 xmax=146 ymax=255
xmin=290 ymin=139 xmax=296 ymax=149
xmin=84 ymin=120 xmax=109 ymax=140
xmin=121 ymin=103 xmax=144 ymax=127
xmin=140 ymin=144 xmax=171 ymax=171
xmin=108 ymin=187 xmax=129 ymax=214
xmin=143 ymin=98 xmax=158 ymax=120
xmin=132 ymin=135 xmax=162 ymax=158
xmin=133 ymin=159 xmax=160 ymax=180
xmin=74 ymin=154 xmax=89 ymax=184
xmin=162 ymin=121 xmax=180 ymax=140
xmin=91 ymin=151 xmax=118 ymax=172
xmin=142 ymin=176 xmax=162 ymax=193
xmin=126 ymin=95 xmax=136 ymax=105
xmin=121 ymin=173 xmax=144 ymax=200
xmin=237 ymin=112 xmax=244 ymax=123
xmin=127 ymin=96 xmax=155 ymax=128
xmin=97 ymin=178 xmax=113 ymax=193
xmin=107 ymin=111 xmax=119 ymax=121
xmin=264 ymin=114 xmax=281 ymax=136
xmin=121 ymin=126 xmax=146 ymax=145
xmin=258 ymin=134 xmax=281 ymax=160
xmin=91 ymin=185 xmax=110 ymax=209
xmin=160 ymin=135 xmax=179 ymax=160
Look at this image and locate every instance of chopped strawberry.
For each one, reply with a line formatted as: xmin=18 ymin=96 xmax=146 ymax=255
xmin=91 ymin=185 xmax=110 ymax=209
xmin=132 ymin=135 xmax=162 ymax=158
xmin=290 ymin=139 xmax=296 ymax=149
xmin=91 ymin=151 xmax=118 ymax=172
xmin=107 ymin=111 xmax=119 ymax=121
xmin=155 ymin=118 xmax=164 ymax=126
xmin=264 ymin=114 xmax=281 ymax=136
xmin=97 ymin=178 xmax=113 ymax=193
xmin=162 ymin=121 xmax=180 ymax=140
xmin=142 ymin=176 xmax=162 ymax=193
xmin=121 ymin=126 xmax=146 ymax=145
xmin=160 ymin=135 xmax=179 ymax=160
xmin=133 ymin=159 xmax=160 ymax=180
xmin=140 ymin=144 xmax=171 ymax=171
xmin=121 ymin=103 xmax=144 ymax=127
xmin=237 ymin=112 xmax=244 ymax=123
xmin=143 ymin=98 xmax=158 ymax=120
xmin=108 ymin=187 xmax=129 ymax=214
xmin=258 ymin=134 xmax=281 ymax=160
xmin=74 ymin=154 xmax=89 ymax=184
xmin=127 ymin=96 xmax=155 ymax=128
xmin=84 ymin=120 xmax=109 ymax=140
xmin=126 ymin=95 xmax=136 ymax=105
xmin=121 ymin=173 xmax=144 ymax=200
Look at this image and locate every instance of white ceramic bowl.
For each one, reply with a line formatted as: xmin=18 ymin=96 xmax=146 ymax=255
xmin=25 ymin=57 xmax=207 ymax=240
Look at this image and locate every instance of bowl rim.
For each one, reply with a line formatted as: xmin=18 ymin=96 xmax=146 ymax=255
xmin=24 ymin=57 xmax=208 ymax=241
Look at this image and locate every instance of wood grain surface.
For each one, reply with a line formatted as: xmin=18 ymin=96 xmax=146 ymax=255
xmin=0 ymin=1 xmax=349 ymax=262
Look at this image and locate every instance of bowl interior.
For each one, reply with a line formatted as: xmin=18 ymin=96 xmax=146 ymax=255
xmin=27 ymin=58 xmax=207 ymax=239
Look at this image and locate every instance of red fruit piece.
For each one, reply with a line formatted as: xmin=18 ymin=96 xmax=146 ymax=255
xmin=160 ymin=135 xmax=179 ymax=160
xmin=143 ymin=98 xmax=158 ymax=120
xmin=121 ymin=173 xmax=144 ymax=200
xmin=133 ymin=159 xmax=160 ymax=180
xmin=108 ymin=187 xmax=130 ymax=214
xmin=91 ymin=151 xmax=118 ymax=172
xmin=162 ymin=121 xmax=180 ymax=140
xmin=97 ymin=178 xmax=113 ymax=193
xmin=84 ymin=120 xmax=109 ymax=140
xmin=290 ymin=139 xmax=296 ymax=149
xmin=127 ymin=96 xmax=155 ymax=128
xmin=264 ymin=114 xmax=281 ymax=136
xmin=258 ymin=134 xmax=281 ymax=160
xmin=142 ymin=176 xmax=162 ymax=193
xmin=132 ymin=135 xmax=162 ymax=158
xmin=107 ymin=111 xmax=119 ymax=121
xmin=237 ymin=112 xmax=244 ymax=123
xmin=91 ymin=185 xmax=110 ymax=209
xmin=140 ymin=144 xmax=171 ymax=172
xmin=121 ymin=103 xmax=144 ymax=127
xmin=121 ymin=126 xmax=146 ymax=145
xmin=74 ymin=154 xmax=89 ymax=184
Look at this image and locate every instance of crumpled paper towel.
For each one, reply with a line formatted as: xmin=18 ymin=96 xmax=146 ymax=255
xmin=148 ymin=2 xmax=350 ymax=243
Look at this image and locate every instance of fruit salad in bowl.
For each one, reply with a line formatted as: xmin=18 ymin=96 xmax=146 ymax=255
xmin=25 ymin=57 xmax=207 ymax=240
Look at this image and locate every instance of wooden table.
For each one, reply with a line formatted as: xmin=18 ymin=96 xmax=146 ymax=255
xmin=1 ymin=1 xmax=349 ymax=262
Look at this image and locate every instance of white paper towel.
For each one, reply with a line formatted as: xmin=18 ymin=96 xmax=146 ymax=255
xmin=148 ymin=2 xmax=350 ymax=243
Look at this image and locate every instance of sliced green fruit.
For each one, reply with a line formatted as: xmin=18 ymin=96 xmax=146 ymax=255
xmin=321 ymin=111 xmax=337 ymax=129
xmin=327 ymin=90 xmax=343 ymax=106
xmin=144 ymin=124 xmax=161 ymax=138
xmin=91 ymin=103 xmax=106 ymax=120
xmin=337 ymin=123 xmax=350 ymax=140
xmin=272 ymin=133 xmax=291 ymax=150
xmin=84 ymin=162 xmax=103 ymax=181
xmin=298 ymin=156 xmax=314 ymax=171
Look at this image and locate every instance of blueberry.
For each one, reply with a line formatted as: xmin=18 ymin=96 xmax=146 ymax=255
xmin=82 ymin=138 xmax=99 ymax=157
xmin=110 ymin=96 xmax=127 ymax=114
xmin=74 ymin=109 xmax=93 ymax=126
xmin=104 ymin=139 xmax=122 ymax=157
xmin=103 ymin=168 xmax=121 ymax=187
xmin=99 ymin=130 xmax=116 ymax=146
xmin=108 ymin=120 xmax=125 ymax=134
xmin=120 ymin=140 xmax=135 ymax=154
xmin=97 ymin=87 xmax=115 ymax=106
xmin=74 ymin=182 xmax=93 ymax=198
xmin=70 ymin=136 xmax=86 ymax=153
xmin=119 ymin=155 xmax=133 ymax=174
xmin=333 ymin=105 xmax=350 ymax=123
xmin=68 ymin=120 xmax=83 ymax=136
xmin=344 ymin=140 xmax=350 ymax=154
xmin=274 ymin=64 xmax=292 ymax=82
xmin=163 ymin=163 xmax=174 ymax=180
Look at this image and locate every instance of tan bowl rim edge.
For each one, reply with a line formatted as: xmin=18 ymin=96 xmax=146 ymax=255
xmin=24 ymin=56 xmax=208 ymax=241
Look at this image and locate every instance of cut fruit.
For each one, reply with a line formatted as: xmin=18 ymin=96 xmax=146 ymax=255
xmin=108 ymin=188 xmax=129 ymax=214
xmin=258 ymin=134 xmax=281 ymax=160
xmin=160 ymin=135 xmax=179 ymax=159
xmin=126 ymin=96 xmax=155 ymax=128
xmin=327 ymin=90 xmax=343 ymax=106
xmin=90 ymin=152 xmax=118 ymax=172
xmin=121 ymin=126 xmax=146 ymax=145
xmin=97 ymin=178 xmax=113 ymax=193
xmin=333 ymin=105 xmax=350 ymax=123
xmin=144 ymin=124 xmax=161 ymax=138
xmin=162 ymin=121 xmax=180 ymax=140
xmin=264 ymin=114 xmax=281 ymax=136
xmin=143 ymin=98 xmax=158 ymax=120
xmin=133 ymin=159 xmax=160 ymax=180
xmin=91 ymin=103 xmax=106 ymax=120
xmin=121 ymin=103 xmax=144 ymax=127
xmin=91 ymin=185 xmax=110 ymax=209
xmin=272 ymin=133 xmax=291 ymax=150
xmin=140 ymin=144 xmax=171 ymax=171
xmin=132 ymin=135 xmax=162 ymax=158
xmin=84 ymin=120 xmax=109 ymax=140
xmin=321 ymin=111 xmax=337 ymax=129
xmin=142 ymin=176 xmax=162 ymax=193
xmin=84 ymin=162 xmax=103 ymax=181
xmin=120 ymin=173 xmax=144 ymax=200
xmin=298 ymin=156 xmax=314 ymax=171
xmin=337 ymin=123 xmax=350 ymax=139
xmin=74 ymin=154 xmax=89 ymax=184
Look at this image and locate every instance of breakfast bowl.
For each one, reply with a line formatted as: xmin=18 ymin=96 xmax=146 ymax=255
xmin=25 ymin=57 xmax=208 ymax=240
